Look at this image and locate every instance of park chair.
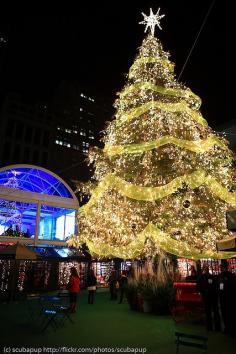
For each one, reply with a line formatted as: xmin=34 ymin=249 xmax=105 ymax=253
xmin=175 ymin=332 xmax=208 ymax=354
xmin=26 ymin=294 xmax=60 ymax=332
xmin=26 ymin=293 xmax=72 ymax=332
xmin=39 ymin=295 xmax=73 ymax=330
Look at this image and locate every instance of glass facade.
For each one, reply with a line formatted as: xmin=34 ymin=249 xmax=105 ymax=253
xmin=0 ymin=167 xmax=73 ymax=198
xmin=0 ymin=165 xmax=78 ymax=244
xmin=39 ymin=206 xmax=76 ymax=241
xmin=0 ymin=199 xmax=37 ymax=238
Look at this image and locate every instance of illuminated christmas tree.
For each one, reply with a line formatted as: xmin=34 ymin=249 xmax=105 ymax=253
xmin=70 ymin=9 xmax=236 ymax=259
xmin=0 ymin=171 xmax=22 ymax=236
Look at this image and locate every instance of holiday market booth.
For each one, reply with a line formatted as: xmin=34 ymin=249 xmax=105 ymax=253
xmin=0 ymin=242 xmax=131 ymax=302
xmin=0 ymin=242 xmax=91 ymax=302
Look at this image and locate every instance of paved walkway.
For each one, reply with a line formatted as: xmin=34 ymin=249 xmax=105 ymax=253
xmin=0 ymin=288 xmax=235 ymax=354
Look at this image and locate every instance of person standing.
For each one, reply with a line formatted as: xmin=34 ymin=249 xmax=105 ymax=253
xmin=198 ymin=265 xmax=221 ymax=331
xmin=218 ymin=262 xmax=236 ymax=335
xmin=186 ymin=265 xmax=197 ymax=282
xmin=87 ymin=269 xmax=97 ymax=304
xmin=67 ymin=267 xmax=80 ymax=313
xmin=108 ymin=269 xmax=118 ymax=300
xmin=118 ymin=271 xmax=128 ymax=304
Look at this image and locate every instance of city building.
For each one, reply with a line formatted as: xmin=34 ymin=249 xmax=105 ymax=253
xmin=0 ymin=93 xmax=53 ymax=168
xmin=50 ymin=80 xmax=107 ymax=184
xmin=0 ymin=81 xmax=111 ymax=189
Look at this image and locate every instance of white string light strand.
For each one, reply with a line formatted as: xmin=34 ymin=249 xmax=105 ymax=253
xmin=177 ymin=0 xmax=216 ymax=81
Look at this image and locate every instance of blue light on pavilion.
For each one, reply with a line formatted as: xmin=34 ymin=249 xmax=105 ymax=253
xmin=0 ymin=165 xmax=78 ymax=243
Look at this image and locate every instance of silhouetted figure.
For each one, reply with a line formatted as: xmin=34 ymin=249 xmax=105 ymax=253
xmin=186 ymin=265 xmax=197 ymax=282
xmin=87 ymin=269 xmax=97 ymax=304
xmin=198 ymin=265 xmax=221 ymax=331
xmin=218 ymin=263 xmax=236 ymax=335
xmin=118 ymin=271 xmax=128 ymax=304
xmin=108 ymin=270 xmax=118 ymax=300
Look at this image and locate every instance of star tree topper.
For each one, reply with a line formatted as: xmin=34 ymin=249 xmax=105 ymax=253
xmin=139 ymin=8 xmax=165 ymax=35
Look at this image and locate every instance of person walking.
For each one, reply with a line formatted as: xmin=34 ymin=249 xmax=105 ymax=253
xmin=67 ymin=267 xmax=80 ymax=313
xmin=87 ymin=269 xmax=97 ymax=304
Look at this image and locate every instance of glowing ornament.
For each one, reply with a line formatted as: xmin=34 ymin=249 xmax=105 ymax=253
xmin=183 ymin=200 xmax=191 ymax=208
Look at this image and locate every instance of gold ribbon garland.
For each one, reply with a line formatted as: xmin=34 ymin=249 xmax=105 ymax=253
xmin=116 ymin=100 xmax=208 ymax=127
xmin=104 ymin=135 xmax=227 ymax=156
xmin=70 ymin=223 xmax=236 ymax=260
xmin=80 ymin=170 xmax=236 ymax=214
xmin=120 ymin=82 xmax=201 ymax=107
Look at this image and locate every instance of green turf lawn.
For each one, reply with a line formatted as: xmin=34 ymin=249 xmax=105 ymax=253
xmin=0 ymin=288 xmax=235 ymax=354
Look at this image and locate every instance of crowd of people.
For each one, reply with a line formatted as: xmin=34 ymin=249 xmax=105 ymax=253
xmin=183 ymin=262 xmax=236 ymax=336
xmin=66 ymin=262 xmax=236 ymax=337
xmin=197 ymin=262 xmax=236 ymax=336
xmin=66 ymin=267 xmax=129 ymax=313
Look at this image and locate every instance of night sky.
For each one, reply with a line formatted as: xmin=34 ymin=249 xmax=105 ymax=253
xmin=0 ymin=0 xmax=234 ymax=129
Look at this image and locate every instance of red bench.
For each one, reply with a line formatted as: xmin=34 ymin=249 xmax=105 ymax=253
xmin=172 ymin=282 xmax=203 ymax=322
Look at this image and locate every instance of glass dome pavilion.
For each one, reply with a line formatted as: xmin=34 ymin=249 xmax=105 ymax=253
xmin=0 ymin=165 xmax=79 ymax=246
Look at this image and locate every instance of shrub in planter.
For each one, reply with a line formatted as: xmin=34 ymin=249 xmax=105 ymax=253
xmin=139 ymin=280 xmax=154 ymax=313
xmin=125 ymin=258 xmax=175 ymax=314
xmin=151 ymin=281 xmax=175 ymax=315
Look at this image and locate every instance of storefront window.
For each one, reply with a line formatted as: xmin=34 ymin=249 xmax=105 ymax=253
xmin=0 ymin=199 xmax=37 ymax=238
xmin=39 ymin=205 xmax=76 ymax=241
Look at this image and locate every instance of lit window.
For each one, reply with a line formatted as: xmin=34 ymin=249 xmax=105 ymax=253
xmin=80 ymin=108 xmax=83 ymax=112
xmin=55 ymin=140 xmax=64 ymax=146
xmin=80 ymin=130 xmax=86 ymax=136
xmin=0 ymin=37 xmax=7 ymax=44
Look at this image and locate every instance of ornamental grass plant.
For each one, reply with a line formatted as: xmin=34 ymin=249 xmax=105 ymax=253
xmin=125 ymin=257 xmax=175 ymax=314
